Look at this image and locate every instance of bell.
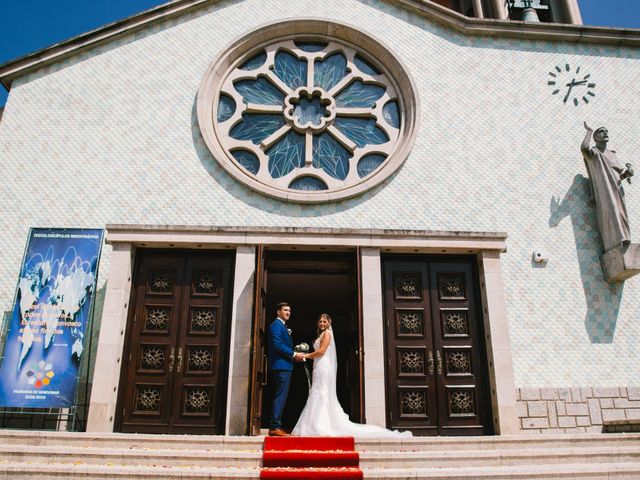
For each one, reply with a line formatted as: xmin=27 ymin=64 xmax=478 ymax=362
xmin=521 ymin=7 xmax=540 ymax=22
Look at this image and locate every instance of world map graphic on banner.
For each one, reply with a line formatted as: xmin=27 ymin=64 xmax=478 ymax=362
xmin=0 ymin=228 xmax=103 ymax=408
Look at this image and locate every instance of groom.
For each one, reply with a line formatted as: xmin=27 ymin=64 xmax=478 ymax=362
xmin=267 ymin=301 xmax=303 ymax=436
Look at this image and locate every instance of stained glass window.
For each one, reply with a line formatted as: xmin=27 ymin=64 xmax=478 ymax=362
xmin=335 ymin=81 xmax=385 ymax=108
xmin=267 ymin=131 xmax=305 ymax=178
xmin=294 ymin=41 xmax=327 ymax=52
xmin=274 ymin=51 xmax=307 ymax=90
xmin=290 ymin=176 xmax=328 ymax=191
xmin=199 ymin=21 xmax=416 ymax=202
xmin=354 ymin=55 xmax=379 ymax=75
xmin=313 ymin=133 xmax=350 ymax=180
xmin=314 ymin=53 xmax=348 ymax=92
xmin=333 ymin=118 xmax=389 ymax=147
xmin=357 ymin=154 xmax=386 ymax=178
xmin=382 ymin=101 xmax=400 ymax=129
xmin=229 ymin=114 xmax=286 ymax=144
xmin=232 ymin=150 xmax=260 ymax=175
xmin=239 ymin=52 xmax=267 ymax=70
xmin=234 ymin=78 xmax=284 ymax=105
xmin=217 ymin=94 xmax=236 ymax=123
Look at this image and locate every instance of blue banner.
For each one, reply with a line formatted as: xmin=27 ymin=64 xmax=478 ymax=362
xmin=0 ymin=228 xmax=103 ymax=408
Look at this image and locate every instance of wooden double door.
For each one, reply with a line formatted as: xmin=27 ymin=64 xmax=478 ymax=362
xmin=117 ymin=250 xmax=233 ymax=434
xmin=383 ymin=255 xmax=493 ymax=436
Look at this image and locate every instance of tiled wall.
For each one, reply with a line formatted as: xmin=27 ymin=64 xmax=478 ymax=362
xmin=517 ymin=387 xmax=640 ymax=433
xmin=1 ymin=0 xmax=640 ymax=390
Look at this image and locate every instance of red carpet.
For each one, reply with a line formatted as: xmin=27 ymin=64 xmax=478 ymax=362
xmin=260 ymin=436 xmax=363 ymax=479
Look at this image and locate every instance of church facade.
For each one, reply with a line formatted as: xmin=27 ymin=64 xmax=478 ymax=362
xmin=1 ymin=0 xmax=640 ymax=436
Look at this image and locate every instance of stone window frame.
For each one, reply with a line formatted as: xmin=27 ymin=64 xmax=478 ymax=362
xmin=197 ymin=19 xmax=420 ymax=203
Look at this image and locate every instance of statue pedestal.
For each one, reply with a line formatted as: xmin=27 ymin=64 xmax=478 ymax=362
xmin=601 ymin=243 xmax=640 ymax=282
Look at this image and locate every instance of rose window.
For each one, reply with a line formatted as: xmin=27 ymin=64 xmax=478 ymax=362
xmin=198 ymin=21 xmax=418 ymax=203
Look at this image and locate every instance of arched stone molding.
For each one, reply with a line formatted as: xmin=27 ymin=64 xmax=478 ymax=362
xmin=197 ymin=19 xmax=420 ymax=203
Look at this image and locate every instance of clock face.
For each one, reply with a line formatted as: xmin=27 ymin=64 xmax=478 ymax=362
xmin=548 ymin=63 xmax=596 ymax=106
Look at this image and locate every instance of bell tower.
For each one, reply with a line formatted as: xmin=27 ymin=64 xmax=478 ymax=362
xmin=429 ymin=0 xmax=582 ymax=24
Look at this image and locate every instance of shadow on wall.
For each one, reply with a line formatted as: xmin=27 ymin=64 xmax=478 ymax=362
xmin=79 ymin=281 xmax=107 ymax=412
xmin=549 ymin=174 xmax=623 ymax=344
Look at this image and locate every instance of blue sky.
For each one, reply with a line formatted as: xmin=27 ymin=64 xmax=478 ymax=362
xmin=1 ymin=0 xmax=639 ymax=107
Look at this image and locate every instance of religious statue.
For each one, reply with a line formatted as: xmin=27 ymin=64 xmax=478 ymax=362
xmin=581 ymin=122 xmax=634 ymax=252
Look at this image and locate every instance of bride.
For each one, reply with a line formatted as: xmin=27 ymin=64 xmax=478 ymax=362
xmin=292 ymin=313 xmax=412 ymax=438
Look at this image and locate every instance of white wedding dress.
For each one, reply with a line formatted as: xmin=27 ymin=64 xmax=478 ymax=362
xmin=292 ymin=329 xmax=412 ymax=438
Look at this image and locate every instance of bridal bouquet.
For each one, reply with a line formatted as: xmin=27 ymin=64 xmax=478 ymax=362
xmin=294 ymin=343 xmax=311 ymax=389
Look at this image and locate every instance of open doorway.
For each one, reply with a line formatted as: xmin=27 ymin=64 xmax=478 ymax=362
xmin=260 ymin=251 xmax=361 ymax=431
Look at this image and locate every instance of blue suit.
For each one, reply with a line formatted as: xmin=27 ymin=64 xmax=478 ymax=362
xmin=268 ymin=319 xmax=294 ymax=429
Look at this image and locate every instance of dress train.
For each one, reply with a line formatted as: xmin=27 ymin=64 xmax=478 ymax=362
xmin=292 ymin=329 xmax=412 ymax=438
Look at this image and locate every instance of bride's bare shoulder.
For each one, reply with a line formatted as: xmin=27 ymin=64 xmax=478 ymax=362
xmin=319 ymin=330 xmax=332 ymax=340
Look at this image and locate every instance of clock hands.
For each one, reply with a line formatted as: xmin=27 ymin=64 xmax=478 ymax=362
xmin=563 ymin=78 xmax=589 ymax=104
xmin=548 ymin=64 xmax=596 ymax=105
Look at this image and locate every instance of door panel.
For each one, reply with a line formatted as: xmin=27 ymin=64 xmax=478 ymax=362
xmin=383 ymin=255 xmax=492 ymax=436
xmin=249 ymin=245 xmax=267 ymax=435
xmin=429 ymin=261 xmax=488 ymax=435
xmin=117 ymin=251 xmax=233 ymax=434
xmin=170 ymin=257 xmax=232 ymax=433
xmin=120 ymin=256 xmax=184 ymax=432
xmin=349 ymin=246 xmax=365 ymax=422
xmin=384 ymin=262 xmax=438 ymax=435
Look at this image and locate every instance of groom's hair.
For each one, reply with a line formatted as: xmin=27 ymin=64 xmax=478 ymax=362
xmin=276 ymin=302 xmax=290 ymax=312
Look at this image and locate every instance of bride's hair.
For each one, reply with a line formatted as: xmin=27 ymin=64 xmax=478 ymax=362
xmin=316 ymin=313 xmax=332 ymax=338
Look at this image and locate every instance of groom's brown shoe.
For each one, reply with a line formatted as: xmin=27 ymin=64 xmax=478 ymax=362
xmin=268 ymin=428 xmax=290 ymax=436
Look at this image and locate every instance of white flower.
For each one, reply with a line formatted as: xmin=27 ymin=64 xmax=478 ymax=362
xmin=287 ymin=328 xmax=292 ymax=336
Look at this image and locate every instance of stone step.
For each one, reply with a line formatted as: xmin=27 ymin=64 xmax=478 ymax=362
xmin=0 ymin=430 xmax=262 ymax=451
xmin=2 ymin=431 xmax=640 ymax=479
xmin=359 ymin=445 xmax=640 ymax=468
xmin=260 ymin=466 xmax=363 ymax=479
xmin=2 ymin=461 xmax=640 ymax=480
xmin=0 ymin=444 xmax=262 ymax=468
xmin=2 ymin=443 xmax=638 ymax=469
xmin=356 ymin=432 xmax=640 ymax=451
xmin=363 ymin=463 xmax=640 ymax=479
xmin=0 ymin=462 xmax=260 ymax=480
xmin=3 ymin=430 xmax=640 ymax=452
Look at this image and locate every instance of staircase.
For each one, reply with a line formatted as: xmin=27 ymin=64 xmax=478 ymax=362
xmin=1 ymin=430 xmax=640 ymax=479
xmin=358 ymin=434 xmax=640 ymax=478
xmin=261 ymin=436 xmax=362 ymax=479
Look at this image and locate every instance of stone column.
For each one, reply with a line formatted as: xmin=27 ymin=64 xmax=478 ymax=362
xmin=478 ymin=250 xmax=519 ymax=434
xmin=86 ymin=243 xmax=134 ymax=432
xmin=472 ymin=0 xmax=485 ymax=18
xmin=361 ymin=247 xmax=387 ymax=426
xmin=489 ymin=0 xmax=508 ymax=19
xmin=563 ymin=0 xmax=582 ymax=24
xmin=224 ymin=246 xmax=256 ymax=435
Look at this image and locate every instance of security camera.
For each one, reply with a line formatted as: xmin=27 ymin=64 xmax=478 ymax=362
xmin=532 ymin=251 xmax=548 ymax=264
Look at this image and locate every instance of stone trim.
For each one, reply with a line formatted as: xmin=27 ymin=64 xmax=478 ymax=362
xmin=479 ymin=251 xmax=519 ymax=434
xmin=517 ymin=387 xmax=640 ymax=433
xmin=86 ymin=243 xmax=135 ymax=432
xmin=361 ymin=248 xmax=387 ymax=426
xmin=224 ymin=246 xmax=256 ymax=435
xmin=105 ymin=224 xmax=507 ymax=253
xmin=2 ymin=0 xmax=640 ymax=91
